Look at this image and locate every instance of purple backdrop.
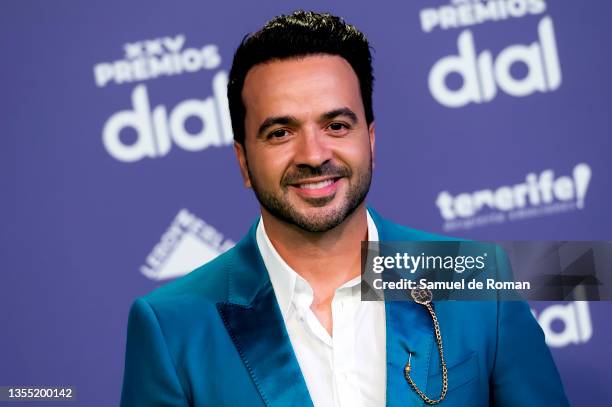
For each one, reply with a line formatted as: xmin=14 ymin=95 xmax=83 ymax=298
xmin=2 ymin=0 xmax=610 ymax=405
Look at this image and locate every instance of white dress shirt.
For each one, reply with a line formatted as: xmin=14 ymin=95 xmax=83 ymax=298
xmin=255 ymin=211 xmax=386 ymax=407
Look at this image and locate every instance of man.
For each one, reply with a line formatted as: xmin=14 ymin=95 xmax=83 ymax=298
xmin=121 ymin=11 xmax=569 ymax=406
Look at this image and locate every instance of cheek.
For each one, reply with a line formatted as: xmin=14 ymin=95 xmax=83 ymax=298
xmin=248 ymin=147 xmax=292 ymax=184
xmin=339 ymin=139 xmax=372 ymax=168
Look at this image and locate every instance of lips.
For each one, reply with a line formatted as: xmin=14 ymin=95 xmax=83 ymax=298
xmin=296 ymin=178 xmax=336 ymax=189
xmin=288 ymin=177 xmax=342 ymax=198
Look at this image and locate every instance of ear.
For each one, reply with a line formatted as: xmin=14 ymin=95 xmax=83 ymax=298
xmin=233 ymin=142 xmax=252 ymax=188
xmin=368 ymin=121 xmax=376 ymax=169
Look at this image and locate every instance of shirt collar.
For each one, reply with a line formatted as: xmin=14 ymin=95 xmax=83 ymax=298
xmin=255 ymin=209 xmax=379 ymax=321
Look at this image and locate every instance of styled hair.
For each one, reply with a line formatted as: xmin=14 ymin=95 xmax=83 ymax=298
xmin=227 ymin=10 xmax=375 ymax=146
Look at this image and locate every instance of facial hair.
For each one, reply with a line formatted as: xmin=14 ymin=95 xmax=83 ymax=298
xmin=246 ymin=158 xmax=372 ymax=233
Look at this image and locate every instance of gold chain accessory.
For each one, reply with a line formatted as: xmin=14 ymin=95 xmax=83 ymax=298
xmin=404 ymin=288 xmax=448 ymax=405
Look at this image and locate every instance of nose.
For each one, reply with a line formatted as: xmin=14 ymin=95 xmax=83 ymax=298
xmin=293 ymin=126 xmax=332 ymax=168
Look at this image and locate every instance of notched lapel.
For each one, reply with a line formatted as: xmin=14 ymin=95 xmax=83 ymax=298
xmin=216 ymin=222 xmax=313 ymax=407
xmin=217 ymin=285 xmax=312 ymax=407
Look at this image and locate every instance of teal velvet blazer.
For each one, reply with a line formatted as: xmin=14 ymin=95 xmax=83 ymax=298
xmin=120 ymin=208 xmax=569 ymax=406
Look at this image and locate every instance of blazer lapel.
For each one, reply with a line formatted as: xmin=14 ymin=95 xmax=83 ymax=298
xmin=385 ymin=300 xmax=433 ymax=407
xmin=217 ymin=208 xmax=438 ymax=407
xmin=369 ymin=208 xmax=434 ymax=407
xmin=217 ymin=221 xmax=313 ymax=407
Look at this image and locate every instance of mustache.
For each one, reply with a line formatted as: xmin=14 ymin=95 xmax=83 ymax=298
xmin=282 ymin=162 xmax=351 ymax=185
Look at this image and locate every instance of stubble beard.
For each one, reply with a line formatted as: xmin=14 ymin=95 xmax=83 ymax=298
xmin=247 ymin=159 xmax=372 ymax=233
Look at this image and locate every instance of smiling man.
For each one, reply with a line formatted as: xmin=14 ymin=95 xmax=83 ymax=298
xmin=121 ymin=11 xmax=569 ymax=407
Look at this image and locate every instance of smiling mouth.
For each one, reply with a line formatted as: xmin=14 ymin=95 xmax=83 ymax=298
xmin=295 ymin=178 xmax=339 ymax=189
xmin=287 ymin=177 xmax=342 ymax=199
xmin=291 ymin=176 xmax=342 ymax=188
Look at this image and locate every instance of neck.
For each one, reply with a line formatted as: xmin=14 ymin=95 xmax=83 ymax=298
xmin=261 ymin=203 xmax=368 ymax=300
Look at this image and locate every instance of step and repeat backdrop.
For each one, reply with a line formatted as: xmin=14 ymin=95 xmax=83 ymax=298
xmin=2 ymin=0 xmax=611 ymax=405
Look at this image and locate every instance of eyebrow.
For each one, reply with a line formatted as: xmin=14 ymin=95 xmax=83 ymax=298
xmin=256 ymin=107 xmax=359 ymax=138
xmin=321 ymin=107 xmax=358 ymax=125
xmin=257 ymin=115 xmax=299 ymax=138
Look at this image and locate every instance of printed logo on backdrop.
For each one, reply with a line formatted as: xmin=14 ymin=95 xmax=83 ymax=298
xmin=141 ymin=209 xmax=235 ymax=280
xmin=534 ymin=302 xmax=593 ymax=348
xmin=420 ymin=0 xmax=561 ymax=108
xmin=436 ymin=163 xmax=592 ymax=231
xmin=93 ymin=35 xmax=233 ymax=162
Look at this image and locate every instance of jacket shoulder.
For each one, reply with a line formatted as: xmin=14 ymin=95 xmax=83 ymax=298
xmin=371 ymin=209 xmax=457 ymax=241
xmin=142 ymin=245 xmax=236 ymax=307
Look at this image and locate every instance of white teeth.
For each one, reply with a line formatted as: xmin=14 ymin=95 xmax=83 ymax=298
xmin=298 ymin=179 xmax=334 ymax=189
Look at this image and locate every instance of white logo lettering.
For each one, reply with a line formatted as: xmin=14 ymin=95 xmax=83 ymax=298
xmin=420 ymin=0 xmax=547 ymax=32
xmin=428 ymin=16 xmax=561 ymax=108
xmin=102 ymin=71 xmax=232 ymax=162
xmin=94 ymin=36 xmax=221 ymax=87
xmin=437 ymin=163 xmax=592 ymax=231
xmin=437 ymin=163 xmax=591 ymax=220
xmin=534 ymin=302 xmax=593 ymax=347
xmin=141 ymin=209 xmax=235 ymax=281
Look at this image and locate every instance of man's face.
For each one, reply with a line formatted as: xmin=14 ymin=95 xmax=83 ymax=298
xmin=235 ymin=54 xmax=375 ymax=232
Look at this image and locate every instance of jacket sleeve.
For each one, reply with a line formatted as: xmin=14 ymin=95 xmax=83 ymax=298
xmin=490 ymin=299 xmax=570 ymax=407
xmin=120 ymin=297 xmax=190 ymax=407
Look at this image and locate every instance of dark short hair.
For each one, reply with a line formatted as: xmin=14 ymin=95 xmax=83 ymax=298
xmin=227 ymin=10 xmax=375 ymax=146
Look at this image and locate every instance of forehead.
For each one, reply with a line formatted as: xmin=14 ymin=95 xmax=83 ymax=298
xmin=241 ymin=54 xmax=364 ymax=125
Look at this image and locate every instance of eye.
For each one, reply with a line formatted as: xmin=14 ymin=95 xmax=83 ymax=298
xmin=327 ymin=122 xmax=350 ymax=134
xmin=267 ymin=128 xmax=289 ymax=139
